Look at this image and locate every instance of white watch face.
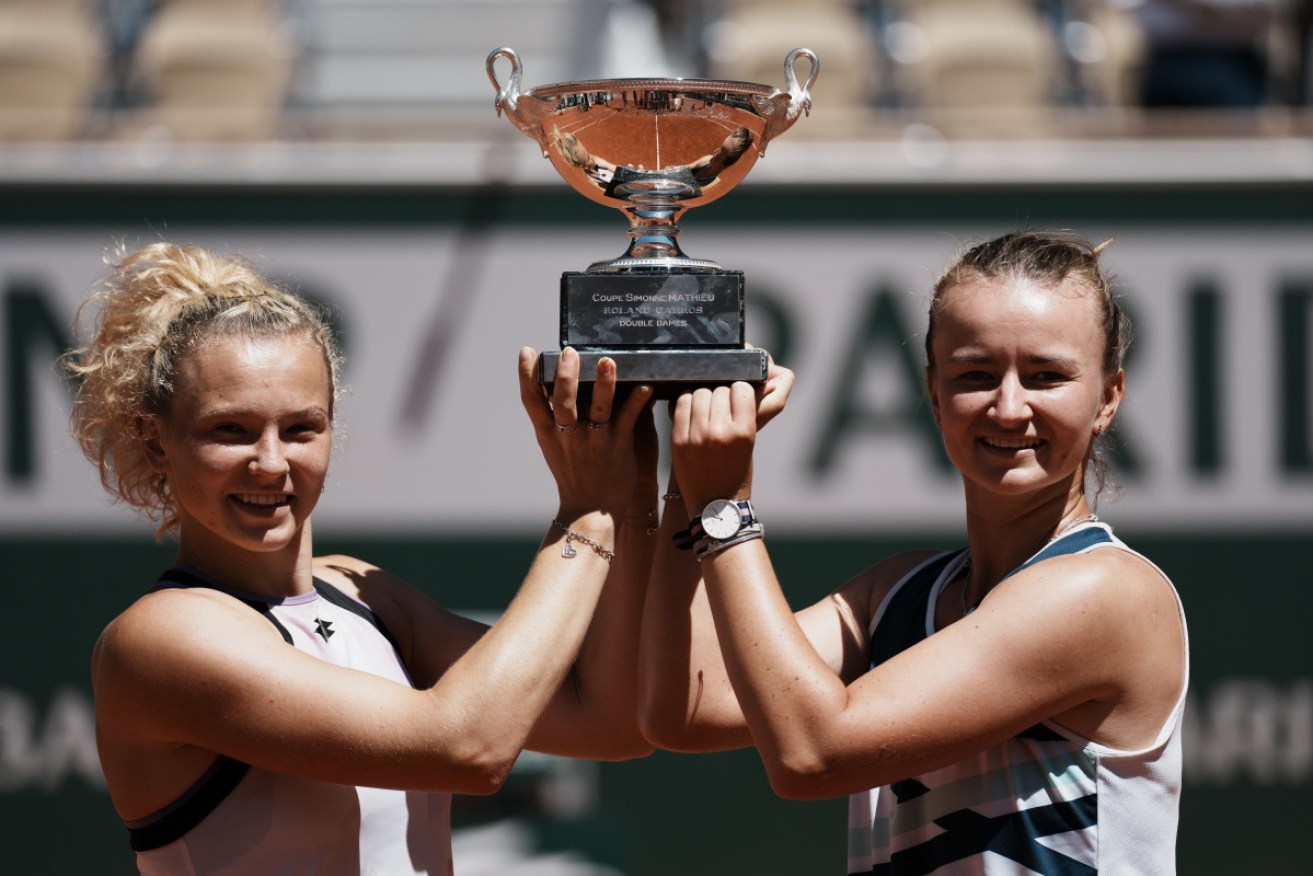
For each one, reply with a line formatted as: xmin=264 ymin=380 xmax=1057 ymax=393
xmin=702 ymin=499 xmax=742 ymax=540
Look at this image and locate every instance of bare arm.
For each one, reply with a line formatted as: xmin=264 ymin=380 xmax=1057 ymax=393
xmin=669 ymin=382 xmax=1186 ymax=800
xmin=94 ymin=348 xmax=653 ymax=819
xmin=323 ymin=385 xmax=661 ymax=761
xmin=637 ymin=470 xmax=756 ymax=751
xmin=637 ymin=361 xmax=875 ymax=752
xmin=637 ymin=489 xmax=875 ymax=753
xmin=526 ymin=394 xmax=659 ymax=759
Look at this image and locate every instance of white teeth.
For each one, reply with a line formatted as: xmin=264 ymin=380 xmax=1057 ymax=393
xmin=237 ymin=494 xmax=287 ymax=506
xmin=985 ymin=437 xmax=1040 ymax=449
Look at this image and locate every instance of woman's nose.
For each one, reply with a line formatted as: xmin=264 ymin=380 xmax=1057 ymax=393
xmin=990 ymin=374 xmax=1030 ymax=424
xmin=249 ymin=430 xmax=289 ymax=474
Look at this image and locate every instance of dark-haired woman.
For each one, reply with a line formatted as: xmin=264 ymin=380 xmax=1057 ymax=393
xmin=639 ymin=230 xmax=1188 ymax=874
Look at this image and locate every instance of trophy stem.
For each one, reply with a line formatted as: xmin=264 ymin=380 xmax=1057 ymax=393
xmin=588 ymin=182 xmax=721 ymax=273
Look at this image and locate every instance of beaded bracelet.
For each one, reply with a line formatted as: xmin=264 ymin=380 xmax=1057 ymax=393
xmin=552 ymin=519 xmax=615 ymax=562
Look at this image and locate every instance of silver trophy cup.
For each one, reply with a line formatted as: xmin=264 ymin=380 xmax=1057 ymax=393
xmin=487 ymin=46 xmax=818 ymax=391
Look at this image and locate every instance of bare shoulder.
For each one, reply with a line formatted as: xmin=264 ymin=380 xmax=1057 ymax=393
xmin=987 ymin=545 xmax=1185 ymax=726
xmin=92 ymin=587 xmax=291 ymax=732
xmin=1079 ymin=546 xmax=1182 ymax=652
xmin=91 ymin=589 xmax=287 ymax=817
xmin=96 ymin=585 xmax=285 ymax=668
xmin=1002 ymin=546 xmax=1179 ymax=631
xmin=97 ymin=585 xmax=277 ymax=661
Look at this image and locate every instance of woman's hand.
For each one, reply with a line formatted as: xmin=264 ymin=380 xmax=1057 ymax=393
xmin=519 ymin=347 xmax=653 ymax=516
xmin=666 ymin=354 xmax=793 ymax=514
xmin=670 ymin=381 xmax=759 ymax=515
xmin=755 ymin=352 xmax=795 ymax=431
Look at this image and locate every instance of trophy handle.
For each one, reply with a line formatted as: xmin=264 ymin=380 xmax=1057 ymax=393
xmin=785 ymin=47 xmax=819 ymax=116
xmin=486 ymin=47 xmax=521 ymax=113
xmin=487 ymin=47 xmax=548 ymax=147
xmin=754 ymin=47 xmax=819 ymax=157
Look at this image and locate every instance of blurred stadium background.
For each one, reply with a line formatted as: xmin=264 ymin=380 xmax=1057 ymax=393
xmin=1 ymin=1 xmax=1311 ymax=873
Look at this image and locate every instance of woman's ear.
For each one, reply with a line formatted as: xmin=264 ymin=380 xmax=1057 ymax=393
xmin=1096 ymin=369 xmax=1125 ymax=434
xmin=138 ymin=415 xmax=168 ymax=474
xmin=926 ymin=366 xmax=942 ymax=429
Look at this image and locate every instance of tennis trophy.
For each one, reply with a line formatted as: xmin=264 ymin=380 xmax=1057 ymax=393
xmin=487 ymin=46 xmax=818 ymax=393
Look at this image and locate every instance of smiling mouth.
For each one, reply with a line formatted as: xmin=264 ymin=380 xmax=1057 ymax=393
xmin=233 ymin=493 xmax=291 ymax=508
xmin=982 ymin=437 xmax=1042 ymax=450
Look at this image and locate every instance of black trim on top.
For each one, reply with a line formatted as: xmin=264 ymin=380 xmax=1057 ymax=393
xmin=870 ymin=527 xmax=1114 ymax=668
xmin=1001 ymin=526 xmax=1113 ymax=583
xmin=153 ymin=567 xmax=294 ymax=644
xmin=126 ymin=566 xmax=312 ymax=852
xmin=126 ymin=568 xmax=408 ymax=853
xmin=869 ymin=551 xmax=961 ymax=668
xmin=312 ymin=577 xmax=403 ymax=656
xmin=127 ymin=756 xmax=251 ymax=851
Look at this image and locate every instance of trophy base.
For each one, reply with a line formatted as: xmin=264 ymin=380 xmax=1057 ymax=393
xmin=560 ymin=270 xmax=745 ymax=348
xmin=539 ymin=348 xmax=768 ymax=399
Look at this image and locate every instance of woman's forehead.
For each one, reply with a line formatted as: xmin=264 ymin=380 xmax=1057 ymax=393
xmin=934 ymin=276 xmax=1104 ymax=353
xmin=174 ymin=334 xmax=331 ymax=401
xmin=939 ymin=275 xmax=1098 ymax=318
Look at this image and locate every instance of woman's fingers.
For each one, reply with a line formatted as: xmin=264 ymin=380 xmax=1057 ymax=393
xmin=587 ymin=356 xmax=617 ymax=428
xmin=613 ymin=380 xmax=654 ymax=435
xmin=759 ymin=363 xmax=794 ymax=427
xmin=526 ymin=351 xmax=656 ymax=510
xmin=550 ymin=347 xmax=582 ymax=431
xmin=682 ymin=384 xmax=755 ymax=440
xmin=730 ymin=380 xmax=759 ymax=430
xmin=519 ymin=347 xmax=556 ymax=434
xmin=668 ymin=383 xmax=758 ymax=507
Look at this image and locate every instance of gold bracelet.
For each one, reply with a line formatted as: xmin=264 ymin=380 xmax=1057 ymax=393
xmin=551 ymin=519 xmax=615 ymax=562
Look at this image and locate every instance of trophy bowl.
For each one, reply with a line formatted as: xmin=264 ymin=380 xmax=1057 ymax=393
xmin=486 ymin=47 xmax=817 ymax=394
xmin=487 ymin=47 xmax=818 ymax=272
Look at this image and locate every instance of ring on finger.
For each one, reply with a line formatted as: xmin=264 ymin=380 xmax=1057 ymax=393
xmin=555 ymin=420 xmax=580 ymax=433
xmin=587 ymin=419 xmax=609 ymax=430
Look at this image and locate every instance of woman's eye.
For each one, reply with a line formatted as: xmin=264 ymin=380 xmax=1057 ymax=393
xmin=286 ymin=420 xmax=329 ymax=439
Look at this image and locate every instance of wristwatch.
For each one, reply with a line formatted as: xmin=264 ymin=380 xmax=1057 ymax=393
xmin=694 ymin=499 xmax=757 ymax=541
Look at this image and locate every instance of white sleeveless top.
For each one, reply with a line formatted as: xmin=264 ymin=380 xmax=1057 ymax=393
xmin=127 ymin=567 xmax=454 ymax=876
xmin=847 ymin=524 xmax=1188 ymax=875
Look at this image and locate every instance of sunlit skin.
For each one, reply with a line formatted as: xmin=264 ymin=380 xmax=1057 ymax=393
xmin=640 ymin=268 xmax=1184 ymax=803
xmin=927 ymin=276 xmax=1123 ymax=566
xmin=140 ymin=334 xmax=333 ymax=595
xmin=95 ymin=339 xmax=656 ymax=828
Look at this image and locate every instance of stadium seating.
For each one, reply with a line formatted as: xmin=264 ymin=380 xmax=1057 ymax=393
xmin=0 ymin=0 xmax=104 ymax=140
xmin=288 ymin=0 xmax=670 ymax=134
xmin=129 ymin=0 xmax=296 ymax=140
xmin=705 ymin=0 xmax=880 ymax=122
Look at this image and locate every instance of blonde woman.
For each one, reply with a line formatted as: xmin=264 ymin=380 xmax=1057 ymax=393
xmin=67 ymin=241 xmax=654 ymax=874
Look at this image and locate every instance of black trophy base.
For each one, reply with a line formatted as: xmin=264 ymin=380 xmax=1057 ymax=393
xmin=560 ymin=270 xmax=746 ymax=348
xmin=539 ymin=348 xmax=768 ymax=399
